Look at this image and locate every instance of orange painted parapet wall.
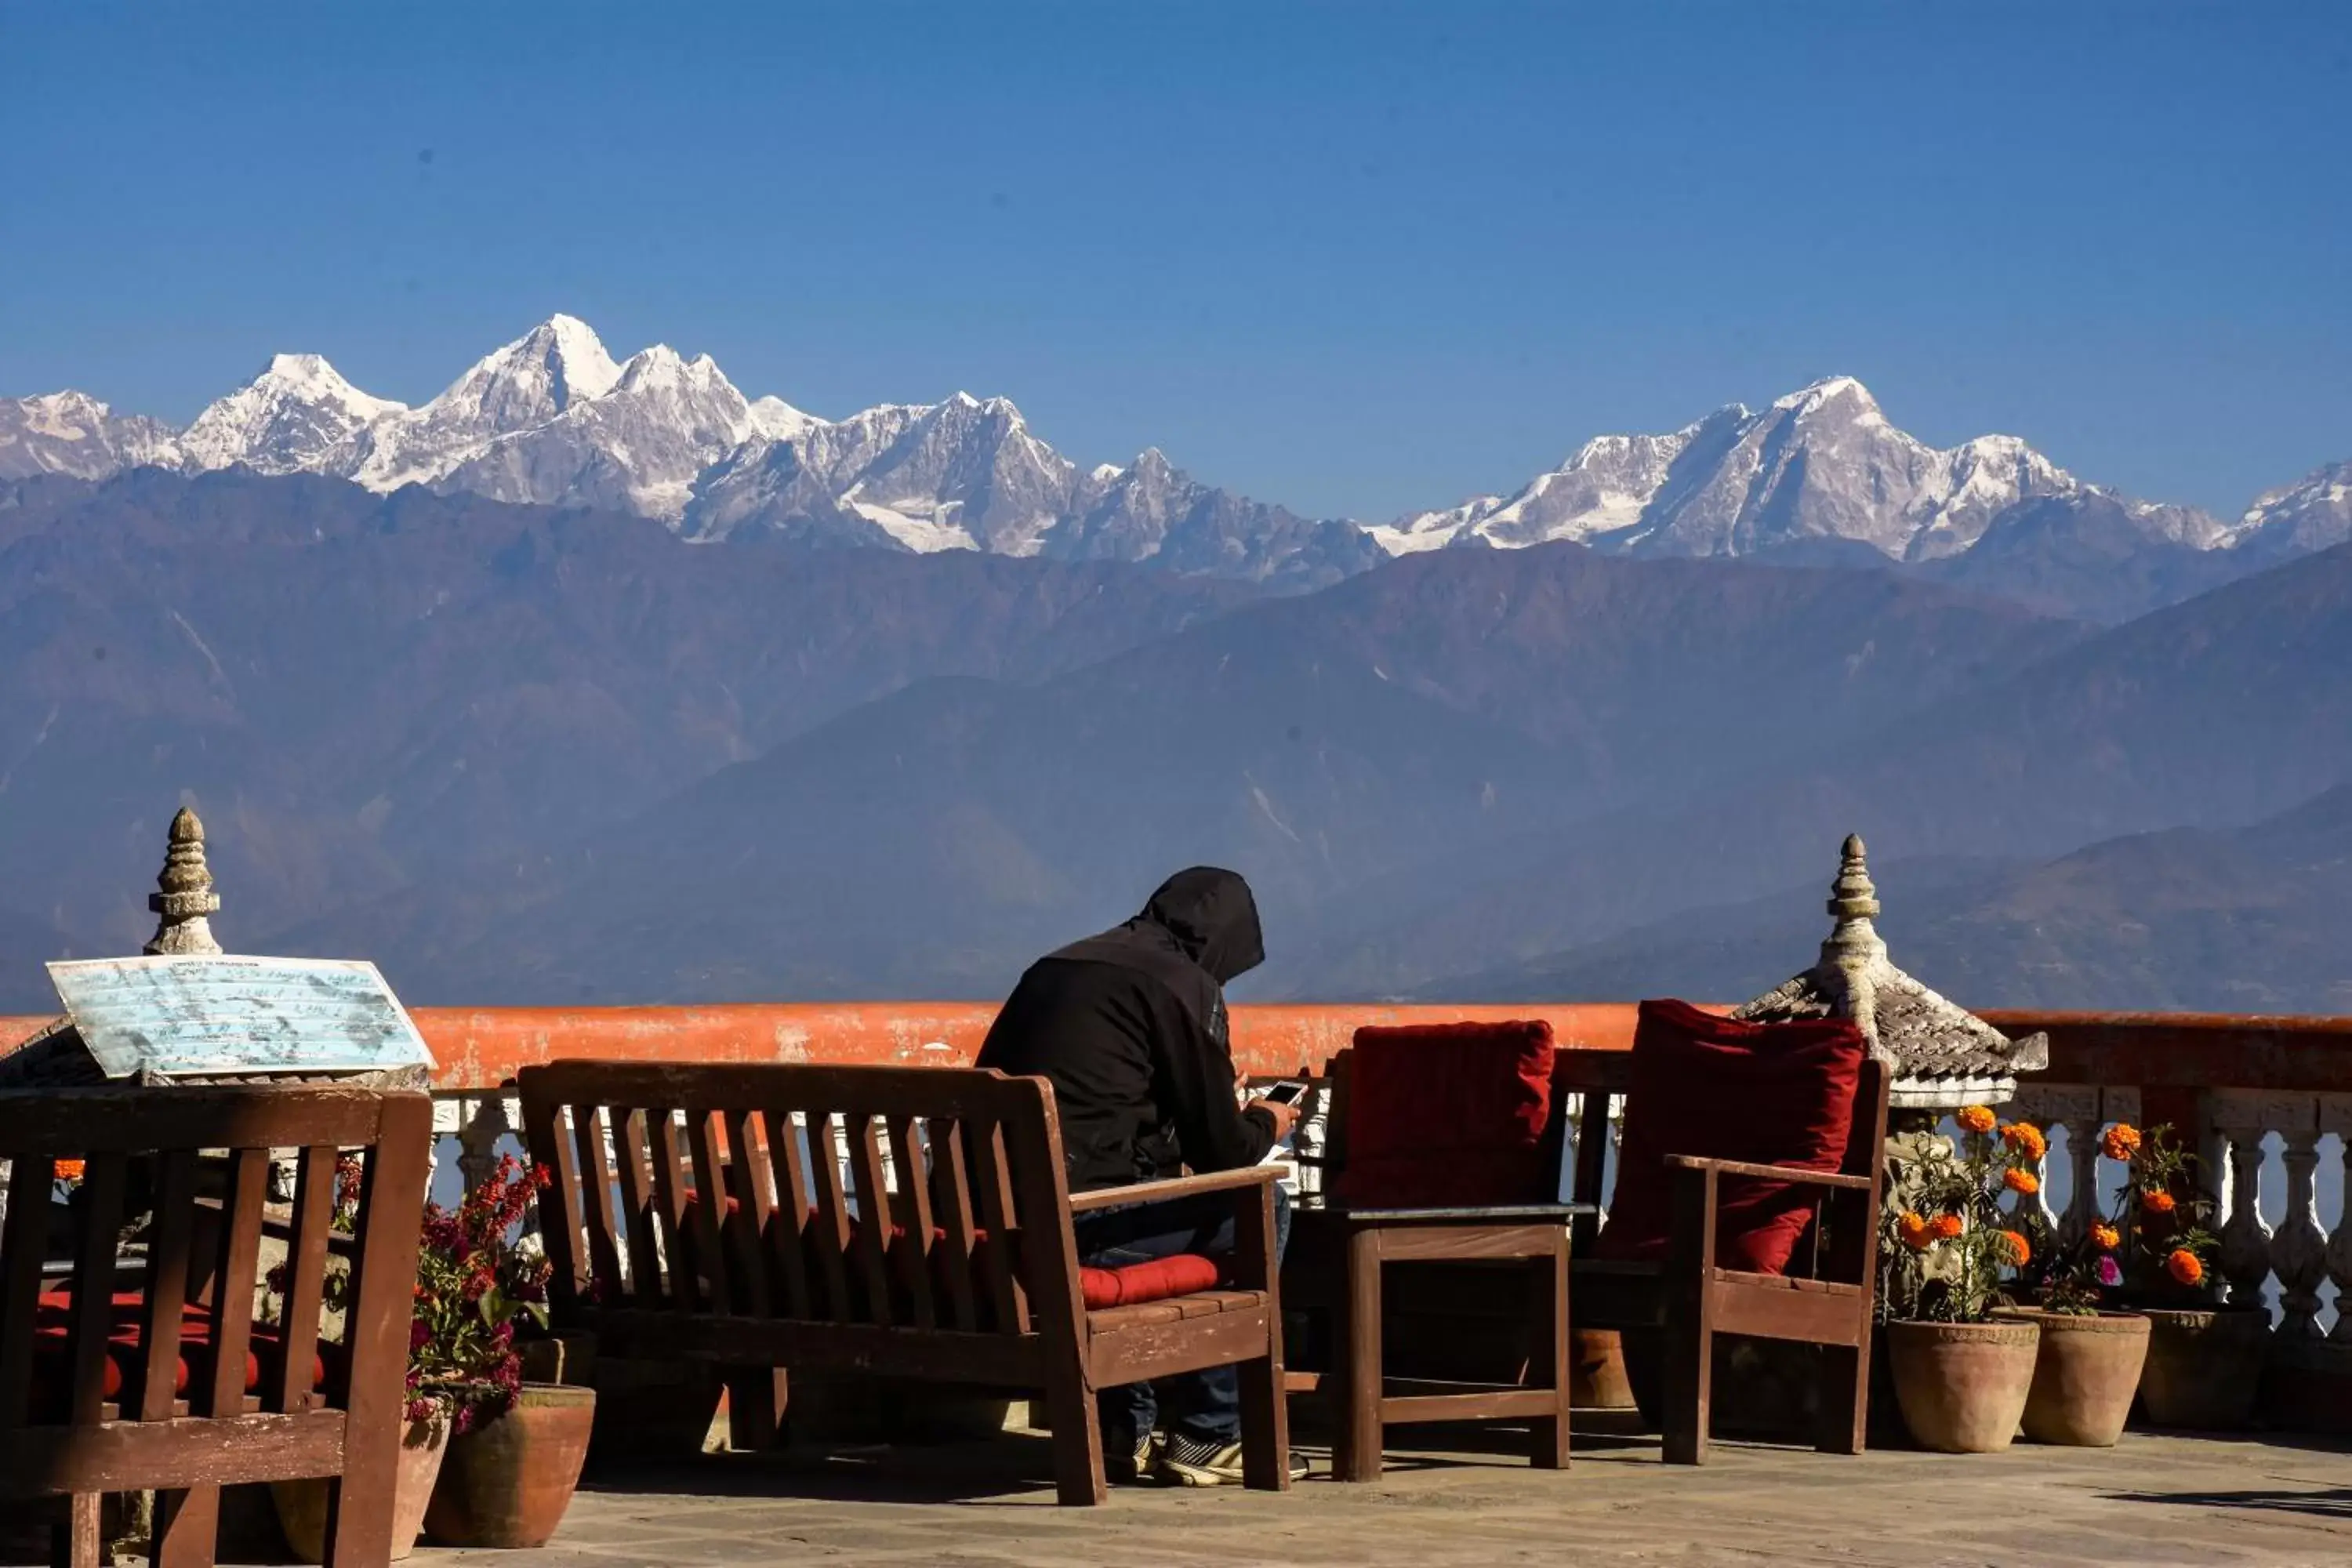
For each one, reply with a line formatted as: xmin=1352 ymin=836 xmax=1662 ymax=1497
xmin=0 ymin=1002 xmax=1646 ymax=1087
xmin=5 ymin=1003 xmax=2351 ymax=1093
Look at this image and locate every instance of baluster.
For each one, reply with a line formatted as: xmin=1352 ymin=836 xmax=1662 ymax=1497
xmin=2212 ymin=1102 xmax=2274 ymax=1310
xmin=2061 ymin=1119 xmax=2102 ymax=1243
xmin=1295 ymin=1082 xmax=1330 ymax=1210
xmin=268 ymin=1148 xmax=303 ymax=1204
xmin=2272 ymin=1111 xmax=2329 ymax=1339
xmin=2325 ymin=1098 xmax=2352 ymax=1341
xmin=2010 ymin=1086 xmax=2096 ymax=1243
xmin=456 ymin=1094 xmax=512 ymax=1194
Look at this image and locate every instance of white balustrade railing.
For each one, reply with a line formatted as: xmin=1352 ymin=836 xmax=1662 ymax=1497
xmin=2009 ymin=1081 xmax=2350 ymax=1338
xmin=435 ymin=1066 xmax=2349 ymax=1338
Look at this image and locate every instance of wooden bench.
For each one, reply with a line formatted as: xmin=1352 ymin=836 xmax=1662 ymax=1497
xmin=517 ymin=1062 xmax=1290 ymax=1504
xmin=0 ymin=1085 xmax=431 ymax=1567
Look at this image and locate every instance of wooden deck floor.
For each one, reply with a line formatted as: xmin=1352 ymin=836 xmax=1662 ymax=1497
xmin=416 ymin=1421 xmax=2352 ymax=1567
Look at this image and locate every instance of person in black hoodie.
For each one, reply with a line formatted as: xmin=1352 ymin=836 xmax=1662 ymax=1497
xmin=977 ymin=866 xmax=1302 ymax=1487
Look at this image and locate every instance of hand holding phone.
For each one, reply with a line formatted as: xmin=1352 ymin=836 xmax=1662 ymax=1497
xmin=1246 ymin=1081 xmax=1307 ymax=1144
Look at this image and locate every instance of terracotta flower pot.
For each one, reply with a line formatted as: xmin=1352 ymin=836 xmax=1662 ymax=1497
xmin=2139 ymin=1305 xmax=2270 ymax=1430
xmin=1886 ymin=1318 xmax=2041 ymax=1453
xmin=1571 ymin=1328 xmax=1636 ymax=1410
xmin=425 ymin=1384 xmax=597 ymax=1549
xmin=2260 ymin=1336 xmax=2352 ymax=1435
xmin=272 ymin=1414 xmax=449 ymax=1563
xmin=516 ymin=1330 xmax=598 ymax=1388
xmin=1995 ymin=1309 xmax=2151 ymax=1446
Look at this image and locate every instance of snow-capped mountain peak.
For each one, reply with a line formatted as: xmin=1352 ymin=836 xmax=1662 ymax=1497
xmin=176 ymin=353 xmax=405 ymax=475
xmin=9 ymin=322 xmax=2342 ymax=608
xmin=1770 ymin=374 xmax=1885 ymax=424
xmin=1380 ymin=379 xmax=2092 ymax=564
xmin=446 ymin=314 xmax=623 ymax=424
xmin=0 ymin=390 xmax=179 ymax=479
xmin=2229 ymin=459 xmax=2352 ymax=557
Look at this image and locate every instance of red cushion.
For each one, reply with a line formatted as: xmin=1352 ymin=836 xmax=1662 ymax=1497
xmin=837 ymin=1222 xmax=1228 ymax=1320
xmin=1078 ymin=1253 xmax=1227 ymax=1310
xmin=29 ymin=1289 xmax=334 ymax=1421
xmin=1593 ymin=999 xmax=1867 ymax=1275
xmin=1333 ymin=1020 xmax=1556 ymax=1207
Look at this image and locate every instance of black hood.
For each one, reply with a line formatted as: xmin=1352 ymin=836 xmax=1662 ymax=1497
xmin=1136 ymin=866 xmax=1265 ymax=985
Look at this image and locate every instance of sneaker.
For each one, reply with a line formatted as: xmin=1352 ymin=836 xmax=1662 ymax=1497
xmin=1154 ymin=1433 xmax=1310 ymax=1487
xmin=1106 ymin=1431 xmax=1160 ymax=1485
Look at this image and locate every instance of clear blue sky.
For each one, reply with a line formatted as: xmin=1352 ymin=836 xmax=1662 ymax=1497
xmin=3 ymin=2 xmax=2347 ymax=520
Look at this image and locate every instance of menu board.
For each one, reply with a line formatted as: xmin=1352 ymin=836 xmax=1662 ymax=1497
xmin=46 ymin=954 xmax=435 ymax=1080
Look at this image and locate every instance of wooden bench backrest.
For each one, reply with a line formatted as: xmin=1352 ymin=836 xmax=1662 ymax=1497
xmin=518 ymin=1062 xmax=1090 ymax=1341
xmin=0 ymin=1087 xmax=430 ymax=1488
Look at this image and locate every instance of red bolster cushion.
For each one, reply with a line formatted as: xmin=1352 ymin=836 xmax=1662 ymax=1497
xmin=1077 ymin=1253 xmax=1228 ymax=1310
xmin=1593 ymin=999 xmax=1867 ymax=1276
xmin=31 ymin=1289 xmax=334 ymax=1420
xmin=1333 ymin=1020 xmax=1556 ymax=1207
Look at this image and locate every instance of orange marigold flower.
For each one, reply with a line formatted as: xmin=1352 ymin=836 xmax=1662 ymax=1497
xmin=2101 ymin=1123 xmax=2143 ymax=1162
xmin=53 ymin=1159 xmax=86 ymax=1182
xmin=2003 ymin=1167 xmax=2040 ymax=1196
xmin=2000 ymin=1122 xmax=2048 ymax=1160
xmin=2165 ymin=1249 xmax=2204 ymax=1287
xmin=2090 ymin=1223 xmax=2121 ymax=1250
xmin=1897 ymin=1211 xmax=1933 ymax=1251
xmin=1997 ymin=1229 xmax=2031 ymax=1266
xmin=2143 ymin=1188 xmax=2178 ymax=1214
xmin=1929 ymin=1214 xmax=1965 ymax=1241
xmin=1957 ymin=1105 xmax=1998 ymax=1135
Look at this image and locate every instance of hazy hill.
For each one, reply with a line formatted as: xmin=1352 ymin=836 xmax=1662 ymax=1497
xmin=1298 ymin=540 xmax=2352 ymax=997
xmin=1426 ymin=785 xmax=2352 ymax=1016
xmin=276 ymin=541 xmax=2082 ymax=1001
xmin=0 ymin=470 xmax=1255 ymax=949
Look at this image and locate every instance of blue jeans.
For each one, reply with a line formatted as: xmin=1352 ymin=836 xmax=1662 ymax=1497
xmin=1072 ymin=1184 xmax=1292 ymax=1448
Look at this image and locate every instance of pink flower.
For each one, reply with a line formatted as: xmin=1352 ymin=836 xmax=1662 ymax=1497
xmin=2096 ymin=1256 xmax=2123 ymax=1288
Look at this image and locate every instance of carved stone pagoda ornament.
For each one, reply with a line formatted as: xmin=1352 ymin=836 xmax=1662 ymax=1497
xmin=1733 ymin=834 xmax=2047 ymax=1111
xmin=143 ymin=805 xmax=223 ymax=956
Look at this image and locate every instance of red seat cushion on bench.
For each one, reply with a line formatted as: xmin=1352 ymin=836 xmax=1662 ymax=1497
xmin=1334 ymin=1020 xmax=1557 ymax=1207
xmin=1593 ymin=999 xmax=1867 ymax=1276
xmin=1078 ymin=1253 xmax=1227 ymax=1310
xmin=829 ymin=1222 xmax=1229 ymax=1319
xmin=30 ymin=1290 xmax=335 ymax=1419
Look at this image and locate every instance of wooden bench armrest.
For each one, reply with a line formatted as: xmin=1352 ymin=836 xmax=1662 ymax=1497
xmin=1065 ymin=1165 xmax=1279 ymax=1214
xmin=1664 ymin=1155 xmax=1871 ymax=1190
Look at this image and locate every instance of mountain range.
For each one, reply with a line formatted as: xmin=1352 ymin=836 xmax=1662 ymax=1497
xmin=4 ymin=325 xmax=2352 ymax=1017
xmin=5 ymin=316 xmax=2347 ymax=619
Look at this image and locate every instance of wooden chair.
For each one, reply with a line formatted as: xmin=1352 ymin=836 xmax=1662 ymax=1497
xmin=1559 ymin=1005 xmax=1889 ymax=1465
xmin=516 ymin=1061 xmax=1290 ymax=1505
xmin=0 ymin=1085 xmax=432 ymax=1567
xmin=1284 ymin=1022 xmax=1582 ymax=1482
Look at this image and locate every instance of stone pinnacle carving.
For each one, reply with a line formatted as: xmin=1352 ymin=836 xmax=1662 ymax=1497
xmin=1734 ymin=832 xmax=2048 ymax=1110
xmin=1821 ymin=832 xmax=1888 ymax=972
xmin=143 ymin=805 xmax=223 ymax=956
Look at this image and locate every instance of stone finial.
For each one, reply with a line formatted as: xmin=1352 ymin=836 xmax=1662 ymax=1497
xmin=143 ymin=805 xmax=223 ymax=956
xmin=1821 ymin=833 xmax=1888 ymax=971
xmin=1736 ymin=831 xmax=2049 ymax=1110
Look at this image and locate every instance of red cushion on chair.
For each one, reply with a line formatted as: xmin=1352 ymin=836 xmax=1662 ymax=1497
xmin=1332 ymin=1020 xmax=1556 ymax=1208
xmin=1593 ymin=999 xmax=1867 ymax=1276
xmin=29 ymin=1289 xmax=332 ymax=1421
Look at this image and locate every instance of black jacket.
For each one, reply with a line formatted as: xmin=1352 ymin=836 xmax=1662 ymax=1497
xmin=976 ymin=867 xmax=1274 ymax=1192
